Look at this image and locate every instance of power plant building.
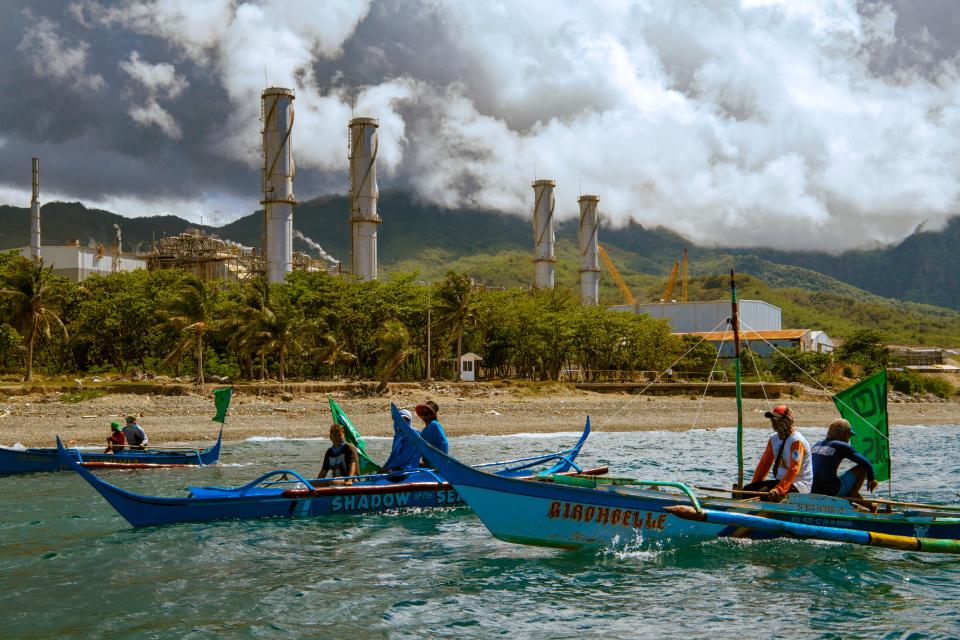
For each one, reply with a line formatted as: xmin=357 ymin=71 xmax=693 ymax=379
xmin=611 ymin=299 xmax=782 ymax=333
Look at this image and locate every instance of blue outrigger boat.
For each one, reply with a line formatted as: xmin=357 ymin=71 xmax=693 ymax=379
xmin=397 ymin=413 xmax=960 ymax=553
xmin=61 ymin=417 xmax=605 ymax=527
xmin=1 ymin=388 xmax=232 ymax=475
xmin=0 ymin=429 xmax=223 ymax=475
xmin=395 ymin=271 xmax=960 ymax=555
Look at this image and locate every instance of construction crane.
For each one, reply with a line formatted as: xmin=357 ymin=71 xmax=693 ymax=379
xmin=660 ymin=260 xmax=680 ymax=302
xmin=598 ymin=244 xmax=635 ymax=305
xmin=681 ymin=247 xmax=688 ymax=302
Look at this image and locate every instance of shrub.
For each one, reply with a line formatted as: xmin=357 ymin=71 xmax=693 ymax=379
xmin=888 ymin=370 xmax=923 ymax=395
xmin=921 ymin=376 xmax=956 ymax=399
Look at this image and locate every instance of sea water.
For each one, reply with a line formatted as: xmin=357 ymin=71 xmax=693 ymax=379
xmin=2 ymin=424 xmax=959 ymax=639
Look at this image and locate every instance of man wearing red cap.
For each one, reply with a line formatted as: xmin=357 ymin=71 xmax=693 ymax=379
xmin=743 ymin=404 xmax=813 ymax=501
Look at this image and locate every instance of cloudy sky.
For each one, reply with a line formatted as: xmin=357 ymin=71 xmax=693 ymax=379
xmin=2 ymin=0 xmax=960 ymax=251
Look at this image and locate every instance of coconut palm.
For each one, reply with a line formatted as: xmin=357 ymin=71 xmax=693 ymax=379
xmin=374 ymin=319 xmax=417 ymax=394
xmin=435 ymin=271 xmax=479 ymax=381
xmin=248 ymin=288 xmax=303 ymax=382
xmin=0 ymin=257 xmax=67 ymax=381
xmin=312 ymin=332 xmax=358 ymax=374
xmin=158 ymin=275 xmax=215 ymax=384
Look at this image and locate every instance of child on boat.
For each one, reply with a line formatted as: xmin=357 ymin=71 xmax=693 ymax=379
xmin=104 ymin=422 xmax=125 ymax=453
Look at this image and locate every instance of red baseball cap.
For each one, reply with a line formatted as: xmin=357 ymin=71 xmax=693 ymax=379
xmin=764 ymin=405 xmax=790 ymax=419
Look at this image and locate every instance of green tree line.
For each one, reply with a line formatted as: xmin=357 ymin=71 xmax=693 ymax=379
xmin=0 ymin=253 xmax=716 ymax=385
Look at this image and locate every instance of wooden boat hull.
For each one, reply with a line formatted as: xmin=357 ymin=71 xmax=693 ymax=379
xmin=62 ymin=421 xmax=596 ymax=528
xmin=0 ymin=429 xmax=223 ymax=475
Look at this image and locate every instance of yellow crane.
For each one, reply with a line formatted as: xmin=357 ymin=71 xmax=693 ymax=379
xmin=598 ymin=244 xmax=635 ymax=305
xmin=660 ymin=260 xmax=680 ymax=302
xmin=681 ymin=247 xmax=689 ymax=302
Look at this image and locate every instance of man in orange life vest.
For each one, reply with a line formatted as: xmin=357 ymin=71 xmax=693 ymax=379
xmin=742 ymin=404 xmax=813 ymax=502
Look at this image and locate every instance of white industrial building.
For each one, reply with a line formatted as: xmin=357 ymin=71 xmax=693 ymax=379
xmin=611 ymin=299 xmax=782 ymax=333
xmin=18 ymin=243 xmax=146 ymax=282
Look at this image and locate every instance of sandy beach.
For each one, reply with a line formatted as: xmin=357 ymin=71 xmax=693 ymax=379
xmin=1 ymin=383 xmax=957 ymax=447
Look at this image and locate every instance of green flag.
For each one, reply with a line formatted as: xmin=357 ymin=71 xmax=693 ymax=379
xmin=833 ymin=370 xmax=891 ymax=482
xmin=329 ymin=397 xmax=381 ymax=474
xmin=212 ymin=387 xmax=233 ymax=424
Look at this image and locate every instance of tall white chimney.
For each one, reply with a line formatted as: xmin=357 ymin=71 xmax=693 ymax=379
xmin=578 ymin=194 xmax=600 ymax=305
xmin=532 ymin=179 xmax=556 ymax=289
xmin=348 ymin=117 xmax=380 ymax=281
xmin=30 ymin=157 xmax=40 ymax=262
xmin=261 ymin=87 xmax=296 ymax=283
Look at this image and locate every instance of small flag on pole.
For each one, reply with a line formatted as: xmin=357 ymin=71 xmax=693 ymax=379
xmin=212 ymin=387 xmax=233 ymax=424
xmin=329 ymin=397 xmax=381 ymax=474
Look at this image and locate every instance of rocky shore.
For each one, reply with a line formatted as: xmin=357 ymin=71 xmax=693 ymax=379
xmin=0 ymin=382 xmax=957 ymax=447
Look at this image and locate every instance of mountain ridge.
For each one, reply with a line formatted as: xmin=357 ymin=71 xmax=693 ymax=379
xmin=1 ymin=194 xmax=958 ymax=317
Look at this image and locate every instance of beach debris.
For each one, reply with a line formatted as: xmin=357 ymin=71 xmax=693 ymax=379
xmin=485 ymin=410 xmax=501 ymax=416
xmin=281 ymin=392 xmax=294 ymax=402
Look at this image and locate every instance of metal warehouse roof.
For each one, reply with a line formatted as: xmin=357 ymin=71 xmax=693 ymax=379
xmin=677 ymin=329 xmax=809 ymax=341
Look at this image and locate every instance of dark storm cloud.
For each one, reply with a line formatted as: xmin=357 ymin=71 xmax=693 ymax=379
xmin=2 ymin=1 xmax=960 ymax=251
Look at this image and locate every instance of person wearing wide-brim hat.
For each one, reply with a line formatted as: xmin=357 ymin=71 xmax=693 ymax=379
xmin=742 ymin=404 xmax=813 ymax=501
xmin=104 ymin=421 xmax=126 ymax=454
xmin=414 ymin=400 xmax=449 ymax=467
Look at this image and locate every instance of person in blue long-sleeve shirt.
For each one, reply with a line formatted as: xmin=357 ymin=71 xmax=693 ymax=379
xmin=811 ymin=419 xmax=879 ymax=500
xmin=414 ymin=400 xmax=449 ymax=467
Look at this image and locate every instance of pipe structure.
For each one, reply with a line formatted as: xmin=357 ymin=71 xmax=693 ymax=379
xmin=260 ymin=87 xmax=297 ymax=283
xmin=577 ymin=194 xmax=600 ymax=305
xmin=348 ymin=117 xmax=381 ymax=281
xmin=30 ymin=157 xmax=40 ymax=262
xmin=532 ymin=179 xmax=556 ymax=289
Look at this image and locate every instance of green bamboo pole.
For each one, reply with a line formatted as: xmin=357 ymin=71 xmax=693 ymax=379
xmin=730 ymin=270 xmax=744 ymax=489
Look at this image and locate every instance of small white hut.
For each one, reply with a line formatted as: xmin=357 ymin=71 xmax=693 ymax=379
xmin=459 ymin=352 xmax=483 ymax=382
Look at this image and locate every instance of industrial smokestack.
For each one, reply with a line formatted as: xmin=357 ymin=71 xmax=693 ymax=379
xmin=261 ymin=87 xmax=297 ymax=283
xmin=30 ymin=157 xmax=40 ymax=262
xmin=112 ymin=223 xmax=122 ymax=274
xmin=348 ymin=117 xmax=380 ymax=281
xmin=532 ymin=179 xmax=556 ymax=289
xmin=578 ymin=194 xmax=600 ymax=305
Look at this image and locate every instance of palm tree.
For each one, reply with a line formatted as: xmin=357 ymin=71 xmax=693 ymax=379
xmin=158 ymin=275 xmax=214 ymax=384
xmin=0 ymin=257 xmax=67 ymax=381
xmin=435 ymin=271 xmax=478 ymax=381
xmin=221 ymin=278 xmax=270 ymax=380
xmin=374 ymin=319 xmax=417 ymax=394
xmin=248 ymin=289 xmax=303 ymax=382
xmin=312 ymin=332 xmax=357 ymax=376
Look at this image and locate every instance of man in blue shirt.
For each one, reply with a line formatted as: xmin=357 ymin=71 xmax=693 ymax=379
xmin=122 ymin=415 xmax=148 ymax=449
xmin=415 ymin=400 xmax=449 ymax=467
xmin=811 ymin=419 xmax=878 ymax=500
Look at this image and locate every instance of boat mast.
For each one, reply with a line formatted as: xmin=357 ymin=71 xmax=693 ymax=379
xmin=730 ymin=269 xmax=744 ymax=489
